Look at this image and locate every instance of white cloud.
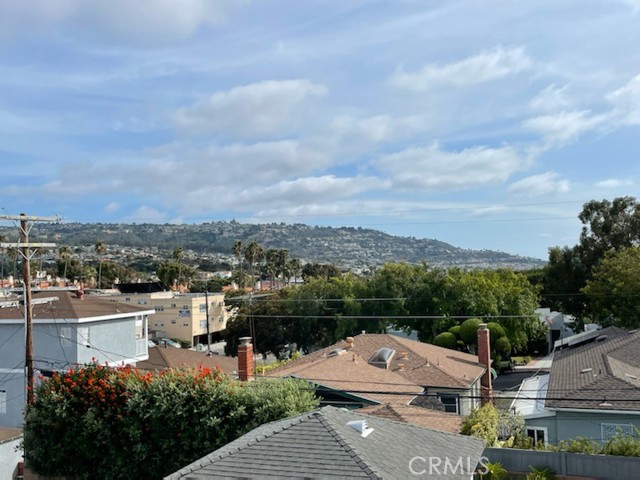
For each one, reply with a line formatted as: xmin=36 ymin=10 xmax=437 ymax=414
xmin=104 ymin=202 xmax=121 ymax=214
xmin=329 ymin=114 xmax=427 ymax=144
xmin=122 ymin=206 xmax=168 ymax=223
xmin=376 ymin=142 xmax=530 ymax=190
xmin=508 ymin=172 xmax=570 ymax=197
xmin=523 ymin=110 xmax=605 ymax=146
xmin=175 ymin=80 xmax=327 ymax=137
xmin=529 ymin=84 xmax=571 ymax=112
xmin=391 ymin=46 xmax=532 ymax=92
xmin=607 ymin=73 xmax=640 ymax=125
xmin=596 ymin=178 xmax=634 ymax=188
xmin=0 ymin=0 xmax=245 ymax=43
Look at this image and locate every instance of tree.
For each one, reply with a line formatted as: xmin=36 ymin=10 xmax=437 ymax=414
xmin=542 ymin=197 xmax=640 ymax=321
xmin=94 ymin=241 xmax=106 ymax=289
xmin=157 ymin=261 xmax=195 ymax=290
xmin=583 ymin=247 xmax=640 ymax=328
xmin=277 ymin=249 xmax=289 ymax=288
xmin=265 ymin=248 xmax=279 ymax=289
xmin=433 ymin=332 xmax=458 ymax=349
xmin=461 ymin=403 xmax=500 ymax=446
xmin=172 ymin=246 xmax=184 ymax=287
xmin=24 ymin=363 xmax=318 ymax=479
xmin=57 ymin=246 xmax=72 ymax=282
xmin=232 ymin=240 xmax=244 ymax=288
xmin=244 ymin=241 xmax=263 ymax=290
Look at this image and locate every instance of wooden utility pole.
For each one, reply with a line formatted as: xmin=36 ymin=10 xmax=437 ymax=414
xmin=0 ymin=213 xmax=58 ymax=404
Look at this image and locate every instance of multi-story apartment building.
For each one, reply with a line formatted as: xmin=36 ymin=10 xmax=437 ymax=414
xmin=106 ymin=292 xmax=230 ymax=346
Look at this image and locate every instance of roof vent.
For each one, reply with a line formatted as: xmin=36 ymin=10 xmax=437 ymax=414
xmin=327 ymin=348 xmax=346 ymax=358
xmin=347 ymin=420 xmax=374 ymax=438
xmin=595 ymin=335 xmax=608 ymax=342
xmin=368 ymin=348 xmax=395 ymax=369
xmin=626 ymin=374 xmax=638 ymax=380
xmin=581 ymin=368 xmax=593 ymax=374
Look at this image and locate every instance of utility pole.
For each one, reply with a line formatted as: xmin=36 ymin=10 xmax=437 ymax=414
xmin=0 ymin=213 xmax=58 ymax=404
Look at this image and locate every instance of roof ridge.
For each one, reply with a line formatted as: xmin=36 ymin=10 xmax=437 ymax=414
xmin=317 ymin=410 xmax=382 ymax=480
xmin=155 ymin=346 xmax=171 ymax=368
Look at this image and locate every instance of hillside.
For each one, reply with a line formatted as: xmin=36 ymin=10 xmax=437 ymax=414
xmin=2 ymin=221 xmax=545 ymax=270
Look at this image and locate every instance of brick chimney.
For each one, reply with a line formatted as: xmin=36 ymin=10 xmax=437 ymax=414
xmin=477 ymin=323 xmax=492 ymax=405
xmin=238 ymin=337 xmax=254 ymax=382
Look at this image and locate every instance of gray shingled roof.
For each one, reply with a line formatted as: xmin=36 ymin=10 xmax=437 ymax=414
xmin=546 ymin=327 xmax=640 ymax=411
xmin=166 ymin=406 xmax=485 ymax=479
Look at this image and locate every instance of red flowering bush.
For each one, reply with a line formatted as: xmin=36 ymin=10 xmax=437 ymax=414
xmin=23 ymin=363 xmax=318 ymax=479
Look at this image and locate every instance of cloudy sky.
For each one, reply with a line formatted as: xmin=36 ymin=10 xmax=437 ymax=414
xmin=1 ymin=0 xmax=639 ymax=259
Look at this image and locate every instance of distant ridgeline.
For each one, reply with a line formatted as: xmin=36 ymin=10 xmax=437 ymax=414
xmin=0 ymin=221 xmax=545 ymax=269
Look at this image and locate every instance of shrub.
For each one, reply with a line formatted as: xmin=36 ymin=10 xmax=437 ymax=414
xmin=461 ymin=403 xmax=499 ymax=446
xmin=481 ymin=461 xmax=508 ymax=480
xmin=526 ymin=465 xmax=556 ymax=480
xmin=24 ymin=362 xmax=318 ymax=479
xmin=433 ymin=332 xmax=458 ymax=349
xmin=556 ymin=436 xmax=601 ymax=454
xmin=494 ymin=337 xmax=512 ymax=355
xmin=486 ymin=322 xmax=506 ymax=346
xmin=448 ymin=325 xmax=461 ymax=339
xmin=603 ymin=431 xmax=640 ymax=456
xmin=459 ymin=318 xmax=483 ymax=347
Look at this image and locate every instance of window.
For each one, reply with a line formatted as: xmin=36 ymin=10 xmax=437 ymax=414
xmin=171 ymin=320 xmax=176 ymax=324
xmin=199 ymin=320 xmax=207 ymax=329
xmin=77 ymin=326 xmax=90 ymax=346
xmin=602 ymin=423 xmax=633 ymax=441
xmin=154 ymin=306 xmax=164 ymax=312
xmin=526 ymin=427 xmax=547 ymax=445
xmin=199 ymin=304 xmax=207 ymax=313
xmin=179 ymin=309 xmax=190 ymax=317
xmin=182 ymin=305 xmax=190 ymax=310
xmin=60 ymin=326 xmax=72 ymax=347
xmin=438 ymin=394 xmax=460 ymax=414
xmin=137 ymin=300 xmax=147 ymax=305
xmin=170 ymin=303 xmax=176 ymax=308
xmin=183 ymin=322 xmax=189 ymax=327
xmin=0 ymin=390 xmax=6 ymax=414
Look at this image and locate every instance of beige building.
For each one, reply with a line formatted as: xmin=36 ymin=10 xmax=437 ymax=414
xmin=107 ymin=292 xmax=230 ymax=346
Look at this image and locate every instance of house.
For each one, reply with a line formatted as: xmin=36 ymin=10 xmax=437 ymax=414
xmin=165 ymin=405 xmax=486 ymax=479
xmin=511 ymin=326 xmax=640 ymax=445
xmin=136 ymin=344 xmax=238 ymax=375
xmin=536 ymin=307 xmax=575 ymax=354
xmin=357 ymin=403 xmax=464 ymax=433
xmin=266 ymin=332 xmax=489 ymax=415
xmin=0 ymin=290 xmax=154 ymax=428
xmin=105 ymin=291 xmax=231 ymax=346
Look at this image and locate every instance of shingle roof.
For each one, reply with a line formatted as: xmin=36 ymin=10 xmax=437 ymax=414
xmin=546 ymin=327 xmax=640 ymax=411
xmin=268 ymin=333 xmax=484 ymax=389
xmin=357 ymin=403 xmax=464 ymax=434
xmin=0 ymin=291 xmax=152 ymax=321
xmin=165 ymin=406 xmax=485 ymax=479
xmin=268 ymin=350 xmax=423 ymax=405
xmin=136 ymin=347 xmax=238 ymax=374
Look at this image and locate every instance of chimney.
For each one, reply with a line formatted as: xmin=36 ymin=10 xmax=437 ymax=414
xmin=477 ymin=323 xmax=492 ymax=405
xmin=238 ymin=337 xmax=254 ymax=382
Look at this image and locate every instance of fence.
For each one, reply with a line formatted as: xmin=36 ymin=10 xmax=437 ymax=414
xmin=484 ymin=447 xmax=640 ymax=480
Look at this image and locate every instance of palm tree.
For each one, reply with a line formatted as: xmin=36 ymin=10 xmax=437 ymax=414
xmin=94 ymin=241 xmax=106 ymax=289
xmin=288 ymin=258 xmax=302 ymax=286
xmin=173 ymin=246 xmax=184 ymax=289
xmin=7 ymin=247 xmax=19 ymax=281
xmin=265 ymin=248 xmax=279 ymax=290
xmin=244 ymin=241 xmax=263 ymax=291
xmin=277 ymin=249 xmax=289 ymax=288
xmin=233 ymin=240 xmax=244 ymax=288
xmin=58 ymin=246 xmax=72 ymax=283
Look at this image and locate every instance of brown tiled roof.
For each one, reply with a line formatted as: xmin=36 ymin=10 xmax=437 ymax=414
xmin=268 ymin=333 xmax=484 ymax=389
xmin=358 ymin=403 xmax=464 ymax=433
xmin=546 ymin=327 xmax=640 ymax=411
xmin=267 ymin=350 xmax=423 ymax=405
xmin=136 ymin=346 xmax=238 ymax=374
xmin=0 ymin=291 xmax=152 ymax=321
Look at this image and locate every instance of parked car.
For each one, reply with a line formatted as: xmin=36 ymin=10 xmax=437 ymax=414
xmin=158 ymin=338 xmax=181 ymax=349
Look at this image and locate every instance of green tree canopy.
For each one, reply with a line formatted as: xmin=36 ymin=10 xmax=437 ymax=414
xmin=583 ymin=247 xmax=640 ymax=328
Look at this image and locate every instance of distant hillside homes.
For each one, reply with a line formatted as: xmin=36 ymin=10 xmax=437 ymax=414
xmin=2 ymin=221 xmax=546 ymax=270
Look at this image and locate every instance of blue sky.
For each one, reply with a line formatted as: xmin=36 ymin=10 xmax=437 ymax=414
xmin=1 ymin=0 xmax=639 ymax=259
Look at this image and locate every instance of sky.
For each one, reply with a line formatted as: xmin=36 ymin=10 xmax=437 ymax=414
xmin=1 ymin=0 xmax=639 ymax=260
